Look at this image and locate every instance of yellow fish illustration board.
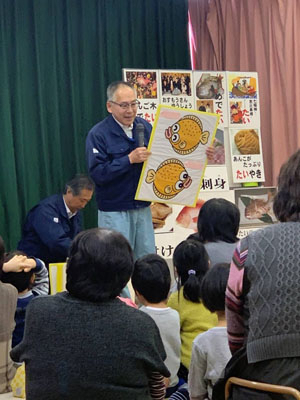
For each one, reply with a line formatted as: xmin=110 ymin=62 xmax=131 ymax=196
xmin=135 ymin=105 xmax=220 ymax=206
xmin=165 ymin=115 xmax=210 ymax=155
xmin=146 ymin=159 xmax=192 ymax=200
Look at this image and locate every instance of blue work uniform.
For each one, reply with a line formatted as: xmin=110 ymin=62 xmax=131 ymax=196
xmin=86 ymin=115 xmax=155 ymax=260
xmin=18 ymin=194 xmax=81 ymax=264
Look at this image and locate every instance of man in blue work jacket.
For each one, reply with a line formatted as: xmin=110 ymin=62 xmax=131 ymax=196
xmin=18 ymin=175 xmax=94 ymax=264
xmin=86 ymin=81 xmax=155 ymax=260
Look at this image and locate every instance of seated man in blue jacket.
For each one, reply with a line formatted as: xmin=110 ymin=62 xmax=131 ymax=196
xmin=18 ymin=175 xmax=94 ymax=264
xmin=86 ymin=81 xmax=155 ymax=260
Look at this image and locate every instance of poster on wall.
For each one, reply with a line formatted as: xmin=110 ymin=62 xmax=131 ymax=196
xmin=202 ymin=166 xmax=229 ymax=191
xmin=122 ymin=67 xmax=265 ymax=187
xmin=227 ymin=71 xmax=260 ymax=128
xmin=193 ymin=71 xmax=228 ymax=127
xmin=235 ymin=186 xmax=277 ymax=226
xmin=153 ymin=190 xmax=235 ymax=258
xmin=158 ymin=70 xmax=194 ymax=109
xmin=135 ymin=105 xmax=220 ymax=206
xmin=203 ymin=127 xmax=229 ymax=191
xmin=122 ymin=69 xmax=159 ymax=125
xmin=238 ymin=226 xmax=260 ymax=239
xmin=229 ymin=127 xmax=265 ymax=183
xmin=152 ymin=188 xmax=270 ymax=259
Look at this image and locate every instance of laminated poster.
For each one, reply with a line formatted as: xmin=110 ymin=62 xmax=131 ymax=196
xmin=202 ymin=128 xmax=229 ymax=191
xmin=229 ymin=127 xmax=265 ymax=183
xmin=193 ymin=71 xmax=228 ymax=128
xmin=135 ymin=105 xmax=220 ymax=206
xmin=123 ymin=69 xmax=159 ymax=125
xmin=153 ymin=190 xmax=235 ymax=259
xmin=227 ymin=71 xmax=260 ymax=128
xmin=158 ymin=70 xmax=194 ymax=110
xmin=235 ymin=187 xmax=277 ymax=227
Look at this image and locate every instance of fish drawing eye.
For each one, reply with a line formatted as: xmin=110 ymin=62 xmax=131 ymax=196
xmin=175 ymin=181 xmax=184 ymax=190
xmin=172 ymin=123 xmax=180 ymax=133
xmin=171 ymin=133 xmax=180 ymax=143
xmin=180 ymin=171 xmax=188 ymax=181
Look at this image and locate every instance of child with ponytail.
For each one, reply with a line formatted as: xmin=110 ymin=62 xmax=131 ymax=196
xmin=168 ymin=240 xmax=218 ymax=382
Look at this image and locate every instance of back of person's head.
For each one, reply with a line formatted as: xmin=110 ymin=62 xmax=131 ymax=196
xmin=66 ymin=228 xmax=134 ymax=302
xmin=63 ymin=174 xmax=94 ymax=196
xmin=186 ymin=232 xmax=200 ymax=241
xmin=201 ymin=263 xmax=230 ymax=313
xmin=107 ymin=81 xmax=135 ymax=101
xmin=273 ymin=149 xmax=300 ymax=222
xmin=1 ymin=251 xmax=34 ymax=292
xmin=173 ymin=240 xmax=209 ymax=303
xmin=197 ymin=198 xmax=240 ymax=243
xmin=132 ymin=254 xmax=171 ymax=303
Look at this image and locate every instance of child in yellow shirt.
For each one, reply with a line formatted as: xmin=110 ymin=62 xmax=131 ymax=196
xmin=168 ymin=240 xmax=218 ymax=382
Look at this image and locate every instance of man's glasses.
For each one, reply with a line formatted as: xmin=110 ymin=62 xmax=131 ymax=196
xmin=110 ymin=100 xmax=140 ymax=110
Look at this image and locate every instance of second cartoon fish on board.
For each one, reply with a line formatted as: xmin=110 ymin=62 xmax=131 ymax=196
xmin=165 ymin=115 xmax=210 ymax=155
xmin=146 ymin=158 xmax=192 ymax=200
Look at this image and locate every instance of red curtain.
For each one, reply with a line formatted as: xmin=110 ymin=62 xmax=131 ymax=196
xmin=189 ymin=0 xmax=300 ymax=184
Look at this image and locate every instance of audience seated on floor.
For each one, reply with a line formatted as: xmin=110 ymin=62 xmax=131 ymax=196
xmin=168 ymin=240 xmax=218 ymax=385
xmin=1 ymin=252 xmax=49 ymax=348
xmin=11 ymin=228 xmax=170 ymax=400
xmin=0 ymin=237 xmax=18 ymax=394
xmin=132 ymin=253 xmax=181 ymax=398
xmin=188 ymin=198 xmax=240 ymax=267
xmin=188 ymin=263 xmax=231 ymax=400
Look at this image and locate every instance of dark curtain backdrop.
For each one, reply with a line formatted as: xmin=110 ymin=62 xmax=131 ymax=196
xmin=0 ymin=0 xmax=191 ymax=250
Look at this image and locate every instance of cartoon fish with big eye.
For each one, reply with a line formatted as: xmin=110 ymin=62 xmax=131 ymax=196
xmin=165 ymin=115 xmax=210 ymax=155
xmin=146 ymin=159 xmax=192 ymax=200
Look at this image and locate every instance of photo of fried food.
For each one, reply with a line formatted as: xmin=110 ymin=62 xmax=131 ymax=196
xmin=151 ymin=203 xmax=172 ymax=229
xmin=234 ymin=129 xmax=260 ymax=155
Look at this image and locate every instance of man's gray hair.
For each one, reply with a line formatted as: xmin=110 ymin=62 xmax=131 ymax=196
xmin=64 ymin=174 xmax=94 ymax=196
xmin=106 ymin=81 xmax=135 ymax=101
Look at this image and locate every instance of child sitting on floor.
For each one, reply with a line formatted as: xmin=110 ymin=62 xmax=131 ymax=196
xmin=1 ymin=252 xmax=49 ymax=347
xmin=132 ymin=254 xmax=181 ymax=398
xmin=168 ymin=240 xmax=218 ymax=383
xmin=188 ymin=263 xmax=231 ymax=400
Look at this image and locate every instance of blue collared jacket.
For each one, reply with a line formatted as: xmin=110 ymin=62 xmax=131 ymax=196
xmin=86 ymin=115 xmax=152 ymax=211
xmin=18 ymin=194 xmax=81 ymax=263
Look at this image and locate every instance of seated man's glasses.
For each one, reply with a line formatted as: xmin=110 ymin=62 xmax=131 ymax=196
xmin=110 ymin=100 xmax=140 ymax=110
